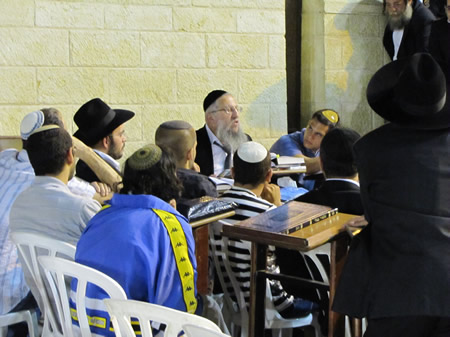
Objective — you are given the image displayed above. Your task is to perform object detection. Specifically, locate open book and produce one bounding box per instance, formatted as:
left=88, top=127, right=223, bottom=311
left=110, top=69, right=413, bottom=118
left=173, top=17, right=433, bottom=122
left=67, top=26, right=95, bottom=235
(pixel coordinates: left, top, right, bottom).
left=234, top=201, right=338, bottom=235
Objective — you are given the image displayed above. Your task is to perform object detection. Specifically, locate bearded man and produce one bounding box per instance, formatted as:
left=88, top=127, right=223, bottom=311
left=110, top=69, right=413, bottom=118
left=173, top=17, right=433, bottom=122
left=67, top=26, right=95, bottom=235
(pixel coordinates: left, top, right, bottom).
left=195, top=90, right=251, bottom=176
left=383, top=0, right=435, bottom=61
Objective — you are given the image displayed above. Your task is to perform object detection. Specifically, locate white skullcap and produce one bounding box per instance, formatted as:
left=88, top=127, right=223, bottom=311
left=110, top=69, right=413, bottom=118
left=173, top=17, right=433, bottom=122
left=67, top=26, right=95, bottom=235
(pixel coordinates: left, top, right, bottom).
left=237, top=141, right=268, bottom=163
left=20, top=110, right=44, bottom=140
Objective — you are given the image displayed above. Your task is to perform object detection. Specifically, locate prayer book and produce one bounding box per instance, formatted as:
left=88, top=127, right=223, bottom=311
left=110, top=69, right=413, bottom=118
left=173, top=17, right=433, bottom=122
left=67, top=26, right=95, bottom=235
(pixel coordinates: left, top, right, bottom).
left=234, top=201, right=338, bottom=235
left=275, top=156, right=305, bottom=167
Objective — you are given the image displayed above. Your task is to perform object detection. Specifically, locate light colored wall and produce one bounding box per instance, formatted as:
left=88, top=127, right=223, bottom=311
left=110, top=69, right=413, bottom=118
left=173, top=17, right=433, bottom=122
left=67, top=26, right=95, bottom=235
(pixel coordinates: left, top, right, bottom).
left=301, top=0, right=388, bottom=135
left=0, top=0, right=287, bottom=160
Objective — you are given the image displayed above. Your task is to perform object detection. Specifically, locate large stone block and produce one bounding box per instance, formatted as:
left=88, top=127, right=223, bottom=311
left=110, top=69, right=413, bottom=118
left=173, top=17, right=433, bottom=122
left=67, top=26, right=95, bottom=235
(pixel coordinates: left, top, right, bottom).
left=0, top=0, right=34, bottom=27
left=174, top=7, right=235, bottom=33
left=36, top=1, right=104, bottom=28
left=269, top=35, right=286, bottom=69
left=238, top=70, right=286, bottom=104
left=37, top=68, right=109, bottom=104
left=207, top=34, right=268, bottom=69
left=240, top=104, right=271, bottom=138
left=192, top=0, right=283, bottom=9
left=0, top=29, right=69, bottom=66
left=105, top=5, right=172, bottom=30
left=0, top=106, right=42, bottom=136
left=237, top=9, right=285, bottom=34
left=141, top=33, right=206, bottom=68
left=177, top=69, right=238, bottom=104
left=108, top=69, right=177, bottom=104
left=71, top=31, right=140, bottom=67
left=0, top=68, right=36, bottom=104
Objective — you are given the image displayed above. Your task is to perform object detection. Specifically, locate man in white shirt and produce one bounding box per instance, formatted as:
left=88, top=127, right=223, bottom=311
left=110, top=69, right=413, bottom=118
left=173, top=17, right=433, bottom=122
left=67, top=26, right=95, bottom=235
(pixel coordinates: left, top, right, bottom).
left=195, top=90, right=251, bottom=176
left=74, top=98, right=135, bottom=183
left=382, top=0, right=435, bottom=60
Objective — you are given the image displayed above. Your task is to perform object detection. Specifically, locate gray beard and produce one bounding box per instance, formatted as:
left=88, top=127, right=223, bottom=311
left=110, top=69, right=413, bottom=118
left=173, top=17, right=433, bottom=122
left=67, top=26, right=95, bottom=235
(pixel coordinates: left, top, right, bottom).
left=387, top=3, right=413, bottom=30
left=215, top=122, right=248, bottom=154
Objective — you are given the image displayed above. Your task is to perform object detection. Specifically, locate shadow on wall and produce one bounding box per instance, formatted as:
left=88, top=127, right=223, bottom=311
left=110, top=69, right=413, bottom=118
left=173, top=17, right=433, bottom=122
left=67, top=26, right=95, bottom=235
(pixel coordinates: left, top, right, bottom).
left=325, top=0, right=386, bottom=135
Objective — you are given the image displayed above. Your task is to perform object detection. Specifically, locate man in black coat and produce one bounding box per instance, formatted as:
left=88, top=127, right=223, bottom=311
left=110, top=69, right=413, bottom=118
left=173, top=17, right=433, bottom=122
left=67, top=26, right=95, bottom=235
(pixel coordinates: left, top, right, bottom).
left=429, top=0, right=449, bottom=81
left=383, top=0, right=435, bottom=60
left=295, top=127, right=363, bottom=215
left=333, top=53, right=450, bottom=336
left=196, top=90, right=251, bottom=177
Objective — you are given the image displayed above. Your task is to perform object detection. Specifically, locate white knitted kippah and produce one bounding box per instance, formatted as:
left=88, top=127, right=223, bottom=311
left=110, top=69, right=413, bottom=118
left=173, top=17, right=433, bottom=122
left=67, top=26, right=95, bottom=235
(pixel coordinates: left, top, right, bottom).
left=237, top=141, right=268, bottom=163
left=20, top=110, right=44, bottom=140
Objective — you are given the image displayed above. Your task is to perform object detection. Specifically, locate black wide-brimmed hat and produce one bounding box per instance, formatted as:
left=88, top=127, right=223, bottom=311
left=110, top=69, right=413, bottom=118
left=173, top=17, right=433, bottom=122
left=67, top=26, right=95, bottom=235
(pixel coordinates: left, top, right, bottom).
left=73, top=98, right=135, bottom=146
left=367, top=53, right=449, bottom=130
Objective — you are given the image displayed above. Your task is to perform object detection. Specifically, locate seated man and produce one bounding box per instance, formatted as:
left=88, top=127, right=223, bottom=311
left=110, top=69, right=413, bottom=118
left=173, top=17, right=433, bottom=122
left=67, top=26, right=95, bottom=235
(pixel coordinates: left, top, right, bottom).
left=155, top=120, right=217, bottom=199
left=295, top=127, right=363, bottom=215
left=270, top=109, right=340, bottom=190
left=73, top=145, right=200, bottom=336
left=196, top=90, right=251, bottom=176
left=10, top=125, right=101, bottom=245
left=220, top=141, right=317, bottom=319
left=74, top=98, right=135, bottom=183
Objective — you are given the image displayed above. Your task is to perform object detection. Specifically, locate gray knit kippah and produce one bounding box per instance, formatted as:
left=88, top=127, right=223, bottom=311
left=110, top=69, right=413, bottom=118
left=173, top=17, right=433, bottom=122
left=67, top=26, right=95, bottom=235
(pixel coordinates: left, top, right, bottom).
left=128, top=144, right=162, bottom=171
left=20, top=110, right=44, bottom=140
left=159, top=120, right=192, bottom=130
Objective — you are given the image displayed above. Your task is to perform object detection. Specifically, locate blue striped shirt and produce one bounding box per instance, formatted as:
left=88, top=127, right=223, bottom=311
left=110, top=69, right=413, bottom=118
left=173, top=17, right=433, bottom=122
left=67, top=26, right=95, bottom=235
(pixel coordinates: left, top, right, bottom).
left=0, top=149, right=34, bottom=314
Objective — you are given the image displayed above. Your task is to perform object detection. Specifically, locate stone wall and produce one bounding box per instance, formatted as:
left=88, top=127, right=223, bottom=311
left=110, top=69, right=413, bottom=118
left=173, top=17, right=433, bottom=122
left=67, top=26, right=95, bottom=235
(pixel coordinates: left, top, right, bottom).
left=0, top=0, right=287, bottom=159
left=301, top=0, right=388, bottom=135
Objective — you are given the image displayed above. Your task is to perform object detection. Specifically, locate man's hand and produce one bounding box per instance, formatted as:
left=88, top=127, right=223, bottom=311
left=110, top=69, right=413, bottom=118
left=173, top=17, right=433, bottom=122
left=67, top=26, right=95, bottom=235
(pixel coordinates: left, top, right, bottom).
left=91, top=182, right=111, bottom=197
left=344, top=215, right=368, bottom=237
left=261, top=182, right=282, bottom=206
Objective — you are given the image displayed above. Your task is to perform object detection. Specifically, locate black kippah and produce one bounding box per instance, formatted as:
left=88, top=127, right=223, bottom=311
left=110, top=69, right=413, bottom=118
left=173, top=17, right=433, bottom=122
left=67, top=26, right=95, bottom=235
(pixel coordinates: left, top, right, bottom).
left=203, top=90, right=228, bottom=112
left=159, top=120, right=192, bottom=130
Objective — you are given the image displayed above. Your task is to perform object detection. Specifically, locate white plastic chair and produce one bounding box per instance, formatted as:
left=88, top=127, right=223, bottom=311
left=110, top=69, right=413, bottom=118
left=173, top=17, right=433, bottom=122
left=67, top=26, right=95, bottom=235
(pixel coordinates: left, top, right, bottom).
left=209, top=221, right=320, bottom=337
left=104, top=298, right=223, bottom=337
left=10, top=232, right=76, bottom=337
left=38, top=256, right=127, bottom=337
left=0, top=309, right=38, bottom=337
left=183, top=323, right=231, bottom=337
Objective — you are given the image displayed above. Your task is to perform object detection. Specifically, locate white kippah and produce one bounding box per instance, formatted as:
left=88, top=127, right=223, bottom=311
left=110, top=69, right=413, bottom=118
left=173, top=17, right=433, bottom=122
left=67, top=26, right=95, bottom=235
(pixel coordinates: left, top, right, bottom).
left=20, top=110, right=44, bottom=140
left=237, top=141, right=268, bottom=163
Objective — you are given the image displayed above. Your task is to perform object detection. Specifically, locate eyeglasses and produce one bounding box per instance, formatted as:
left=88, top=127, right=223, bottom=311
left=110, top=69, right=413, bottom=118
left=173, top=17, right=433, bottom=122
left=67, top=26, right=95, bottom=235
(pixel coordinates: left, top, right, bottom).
left=210, top=105, right=243, bottom=115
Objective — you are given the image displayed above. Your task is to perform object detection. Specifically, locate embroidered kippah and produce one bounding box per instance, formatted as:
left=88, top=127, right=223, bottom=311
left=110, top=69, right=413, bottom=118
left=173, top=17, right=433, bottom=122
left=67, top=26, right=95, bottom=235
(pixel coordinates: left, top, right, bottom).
left=28, top=124, right=60, bottom=137
left=237, top=141, right=268, bottom=163
left=203, top=90, right=227, bottom=112
left=159, top=120, right=192, bottom=130
left=321, top=109, right=339, bottom=124
left=128, top=144, right=162, bottom=171
left=20, top=110, right=44, bottom=140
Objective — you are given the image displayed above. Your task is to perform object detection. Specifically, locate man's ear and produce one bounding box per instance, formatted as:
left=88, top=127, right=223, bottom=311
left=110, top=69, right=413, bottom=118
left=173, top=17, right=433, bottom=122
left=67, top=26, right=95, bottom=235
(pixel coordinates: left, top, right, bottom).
left=265, top=168, right=273, bottom=182
left=67, top=147, right=75, bottom=165
left=186, top=147, right=194, bottom=161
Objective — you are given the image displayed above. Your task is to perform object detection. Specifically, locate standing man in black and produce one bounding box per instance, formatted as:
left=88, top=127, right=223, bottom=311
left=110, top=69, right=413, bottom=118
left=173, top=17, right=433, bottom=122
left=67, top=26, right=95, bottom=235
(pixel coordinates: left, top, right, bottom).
left=333, top=53, right=450, bottom=336
left=74, top=98, right=135, bottom=183
left=383, top=0, right=435, bottom=60
left=430, top=0, right=449, bottom=81
left=195, top=90, right=251, bottom=176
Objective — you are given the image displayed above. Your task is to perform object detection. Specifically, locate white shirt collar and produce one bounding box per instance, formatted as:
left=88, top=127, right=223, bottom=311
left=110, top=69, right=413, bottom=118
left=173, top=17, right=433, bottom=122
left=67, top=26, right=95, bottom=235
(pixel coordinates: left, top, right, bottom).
left=93, top=149, right=121, bottom=172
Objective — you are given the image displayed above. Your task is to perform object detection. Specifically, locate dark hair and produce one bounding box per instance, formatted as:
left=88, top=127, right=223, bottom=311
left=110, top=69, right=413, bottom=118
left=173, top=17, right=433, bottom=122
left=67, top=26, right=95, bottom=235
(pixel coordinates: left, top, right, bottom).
left=311, top=109, right=340, bottom=130
left=27, top=128, right=72, bottom=176
left=233, top=151, right=271, bottom=187
left=320, top=127, right=361, bottom=178
left=120, top=148, right=183, bottom=202
left=22, top=108, right=64, bottom=150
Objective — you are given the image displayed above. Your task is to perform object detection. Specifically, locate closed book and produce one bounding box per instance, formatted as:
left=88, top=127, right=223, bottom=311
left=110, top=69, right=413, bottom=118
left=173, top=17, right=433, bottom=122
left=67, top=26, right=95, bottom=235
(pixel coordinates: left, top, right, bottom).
left=276, top=156, right=305, bottom=167
left=234, top=201, right=338, bottom=235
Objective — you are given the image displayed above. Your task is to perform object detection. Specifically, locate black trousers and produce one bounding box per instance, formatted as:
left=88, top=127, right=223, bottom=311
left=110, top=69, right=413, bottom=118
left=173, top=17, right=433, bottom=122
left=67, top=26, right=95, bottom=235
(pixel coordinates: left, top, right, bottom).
left=365, top=316, right=450, bottom=337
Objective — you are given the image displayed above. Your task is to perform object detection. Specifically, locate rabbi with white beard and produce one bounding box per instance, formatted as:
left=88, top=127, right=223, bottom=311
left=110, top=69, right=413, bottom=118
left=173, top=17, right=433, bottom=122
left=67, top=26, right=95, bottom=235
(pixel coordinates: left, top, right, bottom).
left=195, top=90, right=251, bottom=177
left=382, top=0, right=435, bottom=61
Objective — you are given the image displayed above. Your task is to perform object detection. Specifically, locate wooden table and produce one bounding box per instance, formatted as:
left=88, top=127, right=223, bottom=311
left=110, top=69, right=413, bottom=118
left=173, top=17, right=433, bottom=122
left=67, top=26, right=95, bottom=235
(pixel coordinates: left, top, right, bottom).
left=190, top=210, right=235, bottom=295
left=222, top=212, right=358, bottom=337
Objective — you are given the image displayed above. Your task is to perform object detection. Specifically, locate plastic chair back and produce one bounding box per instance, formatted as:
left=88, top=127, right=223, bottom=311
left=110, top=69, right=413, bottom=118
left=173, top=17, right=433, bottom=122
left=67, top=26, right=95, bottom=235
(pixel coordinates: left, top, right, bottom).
left=183, top=323, right=231, bottom=337
left=0, top=310, right=38, bottom=337
left=10, top=232, right=76, bottom=337
left=103, top=298, right=222, bottom=337
left=38, top=256, right=127, bottom=337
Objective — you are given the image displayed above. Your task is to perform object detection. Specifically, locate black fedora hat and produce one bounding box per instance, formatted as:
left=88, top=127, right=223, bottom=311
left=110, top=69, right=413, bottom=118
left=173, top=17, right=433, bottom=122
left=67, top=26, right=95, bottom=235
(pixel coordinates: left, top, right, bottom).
left=73, top=98, right=135, bottom=146
left=367, top=53, right=449, bottom=130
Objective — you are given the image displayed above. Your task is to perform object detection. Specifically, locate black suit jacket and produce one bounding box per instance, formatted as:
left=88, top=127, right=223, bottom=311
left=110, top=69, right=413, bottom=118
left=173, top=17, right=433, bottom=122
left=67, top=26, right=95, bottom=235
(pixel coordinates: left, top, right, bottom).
left=295, top=180, right=364, bottom=215
left=75, top=157, right=120, bottom=183
left=383, top=0, right=435, bottom=60
left=195, top=125, right=251, bottom=176
left=430, top=18, right=449, bottom=81
left=333, top=123, right=450, bottom=318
